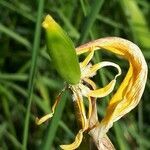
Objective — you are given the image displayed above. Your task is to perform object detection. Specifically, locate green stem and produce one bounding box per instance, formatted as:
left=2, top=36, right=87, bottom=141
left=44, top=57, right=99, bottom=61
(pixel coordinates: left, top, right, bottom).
left=22, top=0, right=44, bottom=149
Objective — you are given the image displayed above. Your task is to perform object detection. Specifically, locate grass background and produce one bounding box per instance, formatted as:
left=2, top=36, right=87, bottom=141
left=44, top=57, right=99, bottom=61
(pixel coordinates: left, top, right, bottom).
left=0, top=0, right=150, bottom=149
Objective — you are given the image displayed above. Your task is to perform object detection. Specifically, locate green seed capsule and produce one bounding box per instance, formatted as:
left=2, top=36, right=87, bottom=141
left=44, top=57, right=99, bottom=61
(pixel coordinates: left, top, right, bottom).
left=42, top=15, right=81, bottom=85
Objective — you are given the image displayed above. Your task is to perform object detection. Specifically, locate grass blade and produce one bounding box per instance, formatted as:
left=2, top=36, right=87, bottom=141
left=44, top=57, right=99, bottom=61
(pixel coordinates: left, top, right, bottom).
left=138, top=100, right=143, bottom=149
left=0, top=0, right=36, bottom=22
left=0, top=73, right=28, bottom=81
left=22, top=0, right=44, bottom=149
left=0, top=23, right=31, bottom=49
left=113, top=122, right=129, bottom=150
left=79, top=0, right=104, bottom=43
left=120, top=0, right=150, bottom=49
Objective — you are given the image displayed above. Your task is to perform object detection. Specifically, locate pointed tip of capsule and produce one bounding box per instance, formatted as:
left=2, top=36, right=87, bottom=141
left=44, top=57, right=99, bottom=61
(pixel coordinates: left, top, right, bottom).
left=42, top=15, right=56, bottom=29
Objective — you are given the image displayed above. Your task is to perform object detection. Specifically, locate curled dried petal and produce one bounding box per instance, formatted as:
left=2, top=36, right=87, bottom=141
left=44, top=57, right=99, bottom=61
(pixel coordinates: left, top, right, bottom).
left=87, top=61, right=121, bottom=98
left=76, top=37, right=148, bottom=136
left=60, top=130, right=83, bottom=150
left=35, top=113, right=53, bottom=125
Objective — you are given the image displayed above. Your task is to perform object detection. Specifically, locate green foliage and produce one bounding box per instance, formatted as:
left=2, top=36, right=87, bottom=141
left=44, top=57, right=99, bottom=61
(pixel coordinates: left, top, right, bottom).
left=0, top=0, right=150, bottom=149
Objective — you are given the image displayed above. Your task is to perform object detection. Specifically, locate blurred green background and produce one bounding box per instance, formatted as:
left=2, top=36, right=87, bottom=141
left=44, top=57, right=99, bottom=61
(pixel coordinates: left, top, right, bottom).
left=0, top=0, right=150, bottom=149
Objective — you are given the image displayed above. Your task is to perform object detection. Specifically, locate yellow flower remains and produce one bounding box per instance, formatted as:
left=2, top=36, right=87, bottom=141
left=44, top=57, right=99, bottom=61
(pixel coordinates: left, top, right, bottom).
left=36, top=37, right=147, bottom=149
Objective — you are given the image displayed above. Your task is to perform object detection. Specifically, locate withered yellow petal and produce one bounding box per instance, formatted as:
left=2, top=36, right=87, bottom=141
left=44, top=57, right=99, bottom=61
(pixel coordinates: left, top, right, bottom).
left=72, top=89, right=88, bottom=129
left=88, top=61, right=121, bottom=77
left=87, top=96, right=93, bottom=120
left=76, top=37, right=148, bottom=136
left=80, top=50, right=94, bottom=68
left=36, top=92, right=63, bottom=125
left=83, top=78, right=97, bottom=90
left=87, top=61, right=121, bottom=98
left=88, top=79, right=116, bottom=98
left=36, top=113, right=53, bottom=125
left=60, top=129, right=83, bottom=150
